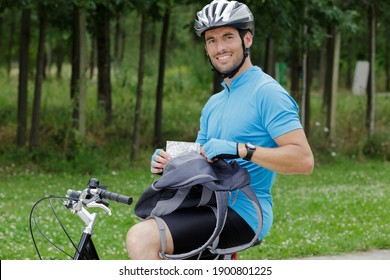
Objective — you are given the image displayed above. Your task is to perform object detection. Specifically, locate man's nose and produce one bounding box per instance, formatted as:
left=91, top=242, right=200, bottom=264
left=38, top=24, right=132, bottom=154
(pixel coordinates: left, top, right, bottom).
left=215, top=41, right=227, bottom=53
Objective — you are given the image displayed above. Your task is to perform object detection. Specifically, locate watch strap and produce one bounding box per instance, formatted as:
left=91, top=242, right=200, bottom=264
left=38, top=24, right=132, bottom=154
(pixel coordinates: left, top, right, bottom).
left=243, top=143, right=255, bottom=161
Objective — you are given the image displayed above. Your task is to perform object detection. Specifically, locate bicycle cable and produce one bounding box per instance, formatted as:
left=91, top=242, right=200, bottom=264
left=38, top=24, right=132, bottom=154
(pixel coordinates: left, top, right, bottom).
left=29, top=195, right=79, bottom=260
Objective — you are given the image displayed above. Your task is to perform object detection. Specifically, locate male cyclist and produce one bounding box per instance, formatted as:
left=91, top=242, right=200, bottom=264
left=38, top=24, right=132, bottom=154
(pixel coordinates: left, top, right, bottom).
left=126, top=0, right=314, bottom=259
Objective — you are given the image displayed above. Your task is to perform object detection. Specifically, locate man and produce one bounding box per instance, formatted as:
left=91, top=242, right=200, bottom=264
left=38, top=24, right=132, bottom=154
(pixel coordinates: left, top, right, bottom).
left=126, top=0, right=314, bottom=260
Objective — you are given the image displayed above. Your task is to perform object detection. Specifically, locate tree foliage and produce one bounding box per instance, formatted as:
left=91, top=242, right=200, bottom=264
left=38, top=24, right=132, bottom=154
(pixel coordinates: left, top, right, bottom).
left=1, top=0, right=390, bottom=162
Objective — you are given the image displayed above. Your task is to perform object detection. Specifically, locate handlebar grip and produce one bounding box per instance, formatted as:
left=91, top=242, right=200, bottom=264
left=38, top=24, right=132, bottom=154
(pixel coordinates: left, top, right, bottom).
left=67, top=190, right=82, bottom=200
left=100, top=189, right=133, bottom=205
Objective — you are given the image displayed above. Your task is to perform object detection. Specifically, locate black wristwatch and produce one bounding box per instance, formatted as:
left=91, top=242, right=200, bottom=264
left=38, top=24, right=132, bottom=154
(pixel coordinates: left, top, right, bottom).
left=244, top=142, right=256, bottom=161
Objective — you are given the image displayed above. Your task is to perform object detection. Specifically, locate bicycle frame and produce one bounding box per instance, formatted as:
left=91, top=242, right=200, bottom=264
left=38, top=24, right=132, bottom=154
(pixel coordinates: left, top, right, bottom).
left=74, top=232, right=99, bottom=260
left=71, top=205, right=102, bottom=260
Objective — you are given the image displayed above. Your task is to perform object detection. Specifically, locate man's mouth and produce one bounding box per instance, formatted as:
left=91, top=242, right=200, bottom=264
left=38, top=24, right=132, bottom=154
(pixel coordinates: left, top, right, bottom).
left=216, top=54, right=232, bottom=62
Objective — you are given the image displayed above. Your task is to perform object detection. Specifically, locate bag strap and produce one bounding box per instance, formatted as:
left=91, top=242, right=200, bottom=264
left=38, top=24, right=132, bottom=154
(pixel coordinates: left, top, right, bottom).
left=146, top=216, right=168, bottom=259
left=157, top=191, right=229, bottom=260
left=212, top=185, right=263, bottom=255
left=151, top=186, right=262, bottom=259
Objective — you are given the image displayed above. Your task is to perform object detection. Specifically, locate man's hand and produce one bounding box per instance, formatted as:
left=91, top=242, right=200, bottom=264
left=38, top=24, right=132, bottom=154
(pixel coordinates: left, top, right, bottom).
left=151, top=149, right=172, bottom=174
left=201, top=138, right=239, bottom=161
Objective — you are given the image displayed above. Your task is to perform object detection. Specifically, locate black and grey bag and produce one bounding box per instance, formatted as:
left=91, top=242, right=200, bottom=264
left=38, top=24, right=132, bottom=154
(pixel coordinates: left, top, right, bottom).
left=134, top=151, right=263, bottom=260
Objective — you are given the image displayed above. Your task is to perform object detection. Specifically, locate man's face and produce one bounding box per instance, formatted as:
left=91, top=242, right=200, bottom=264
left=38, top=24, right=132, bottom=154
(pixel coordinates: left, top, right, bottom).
left=204, top=26, right=250, bottom=75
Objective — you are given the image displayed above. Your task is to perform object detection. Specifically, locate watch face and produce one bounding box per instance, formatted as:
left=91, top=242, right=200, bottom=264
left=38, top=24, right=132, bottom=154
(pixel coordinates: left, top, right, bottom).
left=247, top=143, right=255, bottom=149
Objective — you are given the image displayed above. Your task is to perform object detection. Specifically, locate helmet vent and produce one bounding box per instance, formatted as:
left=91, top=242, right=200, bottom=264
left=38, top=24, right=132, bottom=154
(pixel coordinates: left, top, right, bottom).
left=220, top=3, right=228, bottom=15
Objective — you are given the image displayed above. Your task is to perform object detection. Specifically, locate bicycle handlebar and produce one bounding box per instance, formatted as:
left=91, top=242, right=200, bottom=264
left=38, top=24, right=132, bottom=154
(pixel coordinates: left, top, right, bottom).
left=66, top=178, right=133, bottom=206
left=99, top=189, right=133, bottom=205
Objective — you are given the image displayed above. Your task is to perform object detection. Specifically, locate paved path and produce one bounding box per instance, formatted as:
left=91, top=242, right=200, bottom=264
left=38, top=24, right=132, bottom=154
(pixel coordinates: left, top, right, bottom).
left=298, top=249, right=390, bottom=260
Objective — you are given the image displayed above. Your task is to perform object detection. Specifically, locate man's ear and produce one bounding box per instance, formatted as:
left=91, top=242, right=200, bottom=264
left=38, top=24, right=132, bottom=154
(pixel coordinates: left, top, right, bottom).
left=244, top=32, right=253, bottom=49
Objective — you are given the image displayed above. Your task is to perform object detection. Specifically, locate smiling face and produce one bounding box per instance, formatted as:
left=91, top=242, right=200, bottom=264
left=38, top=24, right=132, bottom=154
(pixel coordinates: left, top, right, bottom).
left=204, top=26, right=253, bottom=79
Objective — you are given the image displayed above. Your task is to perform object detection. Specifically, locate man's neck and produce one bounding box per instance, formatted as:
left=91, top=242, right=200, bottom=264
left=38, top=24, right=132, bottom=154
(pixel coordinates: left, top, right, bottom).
left=224, top=59, right=253, bottom=88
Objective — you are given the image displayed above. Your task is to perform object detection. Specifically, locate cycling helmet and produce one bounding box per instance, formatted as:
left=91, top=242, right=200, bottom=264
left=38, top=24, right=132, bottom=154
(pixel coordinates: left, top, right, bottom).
left=194, top=0, right=254, bottom=79
left=194, top=0, right=254, bottom=37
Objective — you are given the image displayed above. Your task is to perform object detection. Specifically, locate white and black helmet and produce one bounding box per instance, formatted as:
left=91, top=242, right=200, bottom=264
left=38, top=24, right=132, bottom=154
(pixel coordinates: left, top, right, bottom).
left=194, top=0, right=254, bottom=37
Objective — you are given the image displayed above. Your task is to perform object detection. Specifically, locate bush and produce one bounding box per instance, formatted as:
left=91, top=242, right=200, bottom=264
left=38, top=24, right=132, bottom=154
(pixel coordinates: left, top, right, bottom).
left=363, top=131, right=390, bottom=160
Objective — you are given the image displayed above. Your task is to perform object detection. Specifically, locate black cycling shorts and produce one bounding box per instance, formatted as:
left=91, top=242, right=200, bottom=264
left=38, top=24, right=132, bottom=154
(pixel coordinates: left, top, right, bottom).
left=160, top=206, right=255, bottom=255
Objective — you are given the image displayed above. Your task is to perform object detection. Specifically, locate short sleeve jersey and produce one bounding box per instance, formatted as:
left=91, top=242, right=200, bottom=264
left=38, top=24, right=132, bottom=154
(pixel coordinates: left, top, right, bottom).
left=196, top=66, right=302, bottom=239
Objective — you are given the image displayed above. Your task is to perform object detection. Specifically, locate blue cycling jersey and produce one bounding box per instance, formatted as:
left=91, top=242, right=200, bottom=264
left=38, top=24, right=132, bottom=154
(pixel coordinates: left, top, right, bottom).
left=196, top=66, right=302, bottom=239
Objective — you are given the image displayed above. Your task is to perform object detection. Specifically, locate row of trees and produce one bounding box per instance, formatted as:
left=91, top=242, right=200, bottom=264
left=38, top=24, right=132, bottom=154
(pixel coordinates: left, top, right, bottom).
left=1, top=0, right=390, bottom=160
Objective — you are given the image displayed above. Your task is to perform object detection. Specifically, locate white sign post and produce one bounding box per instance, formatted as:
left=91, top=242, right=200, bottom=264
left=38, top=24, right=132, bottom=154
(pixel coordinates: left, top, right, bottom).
left=352, top=61, right=369, bottom=95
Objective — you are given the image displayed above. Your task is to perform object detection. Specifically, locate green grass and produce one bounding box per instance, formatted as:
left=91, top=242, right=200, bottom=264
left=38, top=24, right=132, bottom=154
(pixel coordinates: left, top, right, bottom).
left=1, top=157, right=389, bottom=260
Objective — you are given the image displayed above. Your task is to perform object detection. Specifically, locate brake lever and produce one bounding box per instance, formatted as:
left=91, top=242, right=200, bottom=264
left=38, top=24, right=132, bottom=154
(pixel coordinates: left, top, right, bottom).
left=85, top=201, right=112, bottom=216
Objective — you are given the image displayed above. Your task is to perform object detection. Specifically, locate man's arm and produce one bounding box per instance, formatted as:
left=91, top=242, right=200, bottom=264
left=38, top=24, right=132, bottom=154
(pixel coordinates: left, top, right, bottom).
left=238, top=129, right=314, bottom=175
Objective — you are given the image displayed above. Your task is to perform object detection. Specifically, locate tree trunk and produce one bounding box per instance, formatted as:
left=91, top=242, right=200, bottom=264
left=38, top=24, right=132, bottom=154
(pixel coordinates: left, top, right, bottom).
left=303, top=49, right=314, bottom=138
left=131, top=12, right=147, bottom=161
left=114, top=11, right=121, bottom=67
left=318, top=46, right=326, bottom=94
left=96, top=4, right=112, bottom=125
left=323, top=26, right=333, bottom=110
left=324, top=25, right=341, bottom=141
left=301, top=49, right=307, bottom=130
left=78, top=8, right=87, bottom=137
left=70, top=6, right=81, bottom=123
left=89, top=35, right=96, bottom=79
left=55, top=41, right=64, bottom=79
left=301, top=16, right=311, bottom=137
left=120, top=29, right=126, bottom=64
left=7, top=14, right=16, bottom=78
left=29, top=5, right=47, bottom=151
left=290, top=47, right=300, bottom=104
left=345, top=37, right=353, bottom=90
left=45, top=40, right=51, bottom=78
left=70, top=6, right=87, bottom=137
left=153, top=8, right=170, bottom=147
left=0, top=15, right=3, bottom=65
left=17, top=9, right=31, bottom=147
left=366, top=6, right=376, bottom=137
left=386, top=38, right=390, bottom=92
left=264, top=36, right=275, bottom=77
